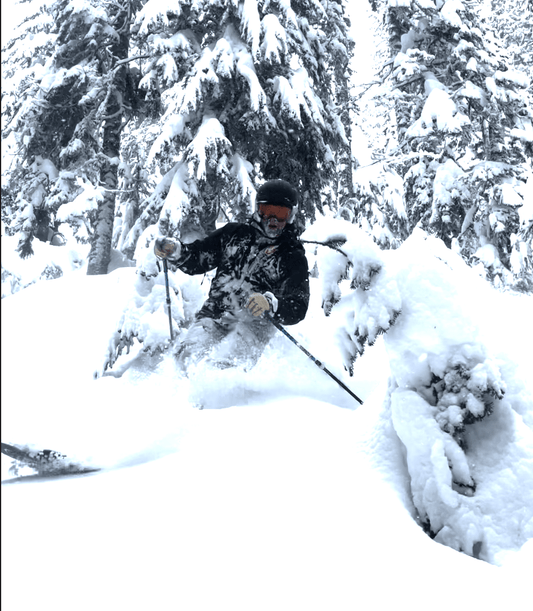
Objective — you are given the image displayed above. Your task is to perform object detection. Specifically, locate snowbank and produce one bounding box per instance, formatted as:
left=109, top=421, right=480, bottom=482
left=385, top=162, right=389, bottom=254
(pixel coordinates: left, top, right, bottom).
left=2, top=226, right=532, bottom=611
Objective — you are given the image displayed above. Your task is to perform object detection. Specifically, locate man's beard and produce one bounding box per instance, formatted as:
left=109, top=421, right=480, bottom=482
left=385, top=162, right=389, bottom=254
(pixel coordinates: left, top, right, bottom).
left=261, top=219, right=284, bottom=238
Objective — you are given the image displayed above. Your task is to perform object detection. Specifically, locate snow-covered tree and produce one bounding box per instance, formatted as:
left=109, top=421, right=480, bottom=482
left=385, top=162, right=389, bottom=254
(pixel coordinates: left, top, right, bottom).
left=84, top=0, right=135, bottom=275
left=319, top=0, right=356, bottom=210
left=364, top=0, right=533, bottom=292
left=1, top=0, right=141, bottom=275
left=340, top=2, right=413, bottom=249
left=2, top=0, right=65, bottom=255
left=347, top=162, right=410, bottom=248
left=120, top=0, right=354, bottom=252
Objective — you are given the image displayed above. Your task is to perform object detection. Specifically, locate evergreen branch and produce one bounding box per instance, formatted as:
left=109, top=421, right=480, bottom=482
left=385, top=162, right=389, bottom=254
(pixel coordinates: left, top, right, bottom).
left=393, top=73, right=424, bottom=90
left=301, top=239, right=349, bottom=257
left=97, top=186, right=137, bottom=193
left=411, top=0, right=436, bottom=16
left=114, top=55, right=152, bottom=68
left=353, top=80, right=382, bottom=100
left=377, top=59, right=394, bottom=75
left=354, top=150, right=440, bottom=170
left=391, top=59, right=449, bottom=90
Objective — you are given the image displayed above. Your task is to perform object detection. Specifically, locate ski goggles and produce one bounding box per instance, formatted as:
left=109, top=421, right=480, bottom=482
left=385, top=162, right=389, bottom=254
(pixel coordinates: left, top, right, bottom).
left=258, top=204, right=291, bottom=224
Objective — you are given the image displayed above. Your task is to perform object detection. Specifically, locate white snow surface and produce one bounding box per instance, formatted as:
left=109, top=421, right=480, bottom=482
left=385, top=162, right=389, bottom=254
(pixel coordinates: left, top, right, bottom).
left=2, top=227, right=533, bottom=610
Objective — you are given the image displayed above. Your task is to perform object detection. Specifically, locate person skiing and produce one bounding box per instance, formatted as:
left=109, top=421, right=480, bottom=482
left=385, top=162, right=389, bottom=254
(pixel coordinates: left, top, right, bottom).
left=154, top=179, right=310, bottom=371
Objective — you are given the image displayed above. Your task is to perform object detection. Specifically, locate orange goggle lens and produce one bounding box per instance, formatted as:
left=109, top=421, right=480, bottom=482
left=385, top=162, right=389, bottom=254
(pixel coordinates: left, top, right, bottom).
left=258, top=204, right=291, bottom=223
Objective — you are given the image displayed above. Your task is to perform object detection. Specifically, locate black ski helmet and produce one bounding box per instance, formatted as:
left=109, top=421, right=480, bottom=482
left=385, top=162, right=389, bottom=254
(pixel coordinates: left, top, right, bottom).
left=255, top=179, right=298, bottom=223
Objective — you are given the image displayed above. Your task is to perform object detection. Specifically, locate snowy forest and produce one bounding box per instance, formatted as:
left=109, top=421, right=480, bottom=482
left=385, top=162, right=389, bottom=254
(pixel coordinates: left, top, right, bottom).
left=1, top=0, right=532, bottom=290
left=2, top=1, right=533, bottom=607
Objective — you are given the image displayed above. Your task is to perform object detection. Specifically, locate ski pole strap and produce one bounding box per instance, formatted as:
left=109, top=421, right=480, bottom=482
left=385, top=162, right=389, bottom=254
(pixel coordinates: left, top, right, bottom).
left=267, top=315, right=363, bottom=405
left=163, top=259, right=174, bottom=342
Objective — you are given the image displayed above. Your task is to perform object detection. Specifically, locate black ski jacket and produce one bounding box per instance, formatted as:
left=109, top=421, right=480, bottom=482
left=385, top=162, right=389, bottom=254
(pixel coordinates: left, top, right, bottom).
left=168, top=219, right=309, bottom=325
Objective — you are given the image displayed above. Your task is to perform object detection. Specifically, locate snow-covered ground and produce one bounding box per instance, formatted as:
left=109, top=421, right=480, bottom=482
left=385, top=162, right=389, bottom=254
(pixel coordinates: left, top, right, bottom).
left=2, top=230, right=532, bottom=610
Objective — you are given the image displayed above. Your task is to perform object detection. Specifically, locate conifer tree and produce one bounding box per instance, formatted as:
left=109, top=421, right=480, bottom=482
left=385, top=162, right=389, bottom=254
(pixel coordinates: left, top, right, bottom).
left=86, top=0, right=134, bottom=275
left=2, top=0, right=65, bottom=256
left=323, top=0, right=356, bottom=209
left=368, top=0, right=533, bottom=291
left=1, top=0, right=140, bottom=275
left=120, top=0, right=354, bottom=253
left=340, top=2, right=411, bottom=249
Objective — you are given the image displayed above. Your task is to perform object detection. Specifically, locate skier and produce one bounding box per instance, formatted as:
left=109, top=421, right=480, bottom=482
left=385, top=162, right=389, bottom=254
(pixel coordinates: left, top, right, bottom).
left=154, top=179, right=310, bottom=371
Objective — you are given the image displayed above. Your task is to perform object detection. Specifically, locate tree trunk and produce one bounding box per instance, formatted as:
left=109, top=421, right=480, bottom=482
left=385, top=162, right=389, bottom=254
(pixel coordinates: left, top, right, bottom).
left=87, top=13, right=129, bottom=276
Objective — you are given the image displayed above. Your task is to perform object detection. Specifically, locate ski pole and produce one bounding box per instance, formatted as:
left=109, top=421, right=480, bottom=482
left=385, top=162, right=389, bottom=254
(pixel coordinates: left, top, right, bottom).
left=162, top=258, right=174, bottom=341
left=267, top=315, right=363, bottom=405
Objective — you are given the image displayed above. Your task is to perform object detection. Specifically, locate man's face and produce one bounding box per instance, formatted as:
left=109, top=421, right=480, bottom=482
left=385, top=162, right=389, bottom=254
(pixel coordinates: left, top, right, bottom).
left=258, top=204, right=290, bottom=238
